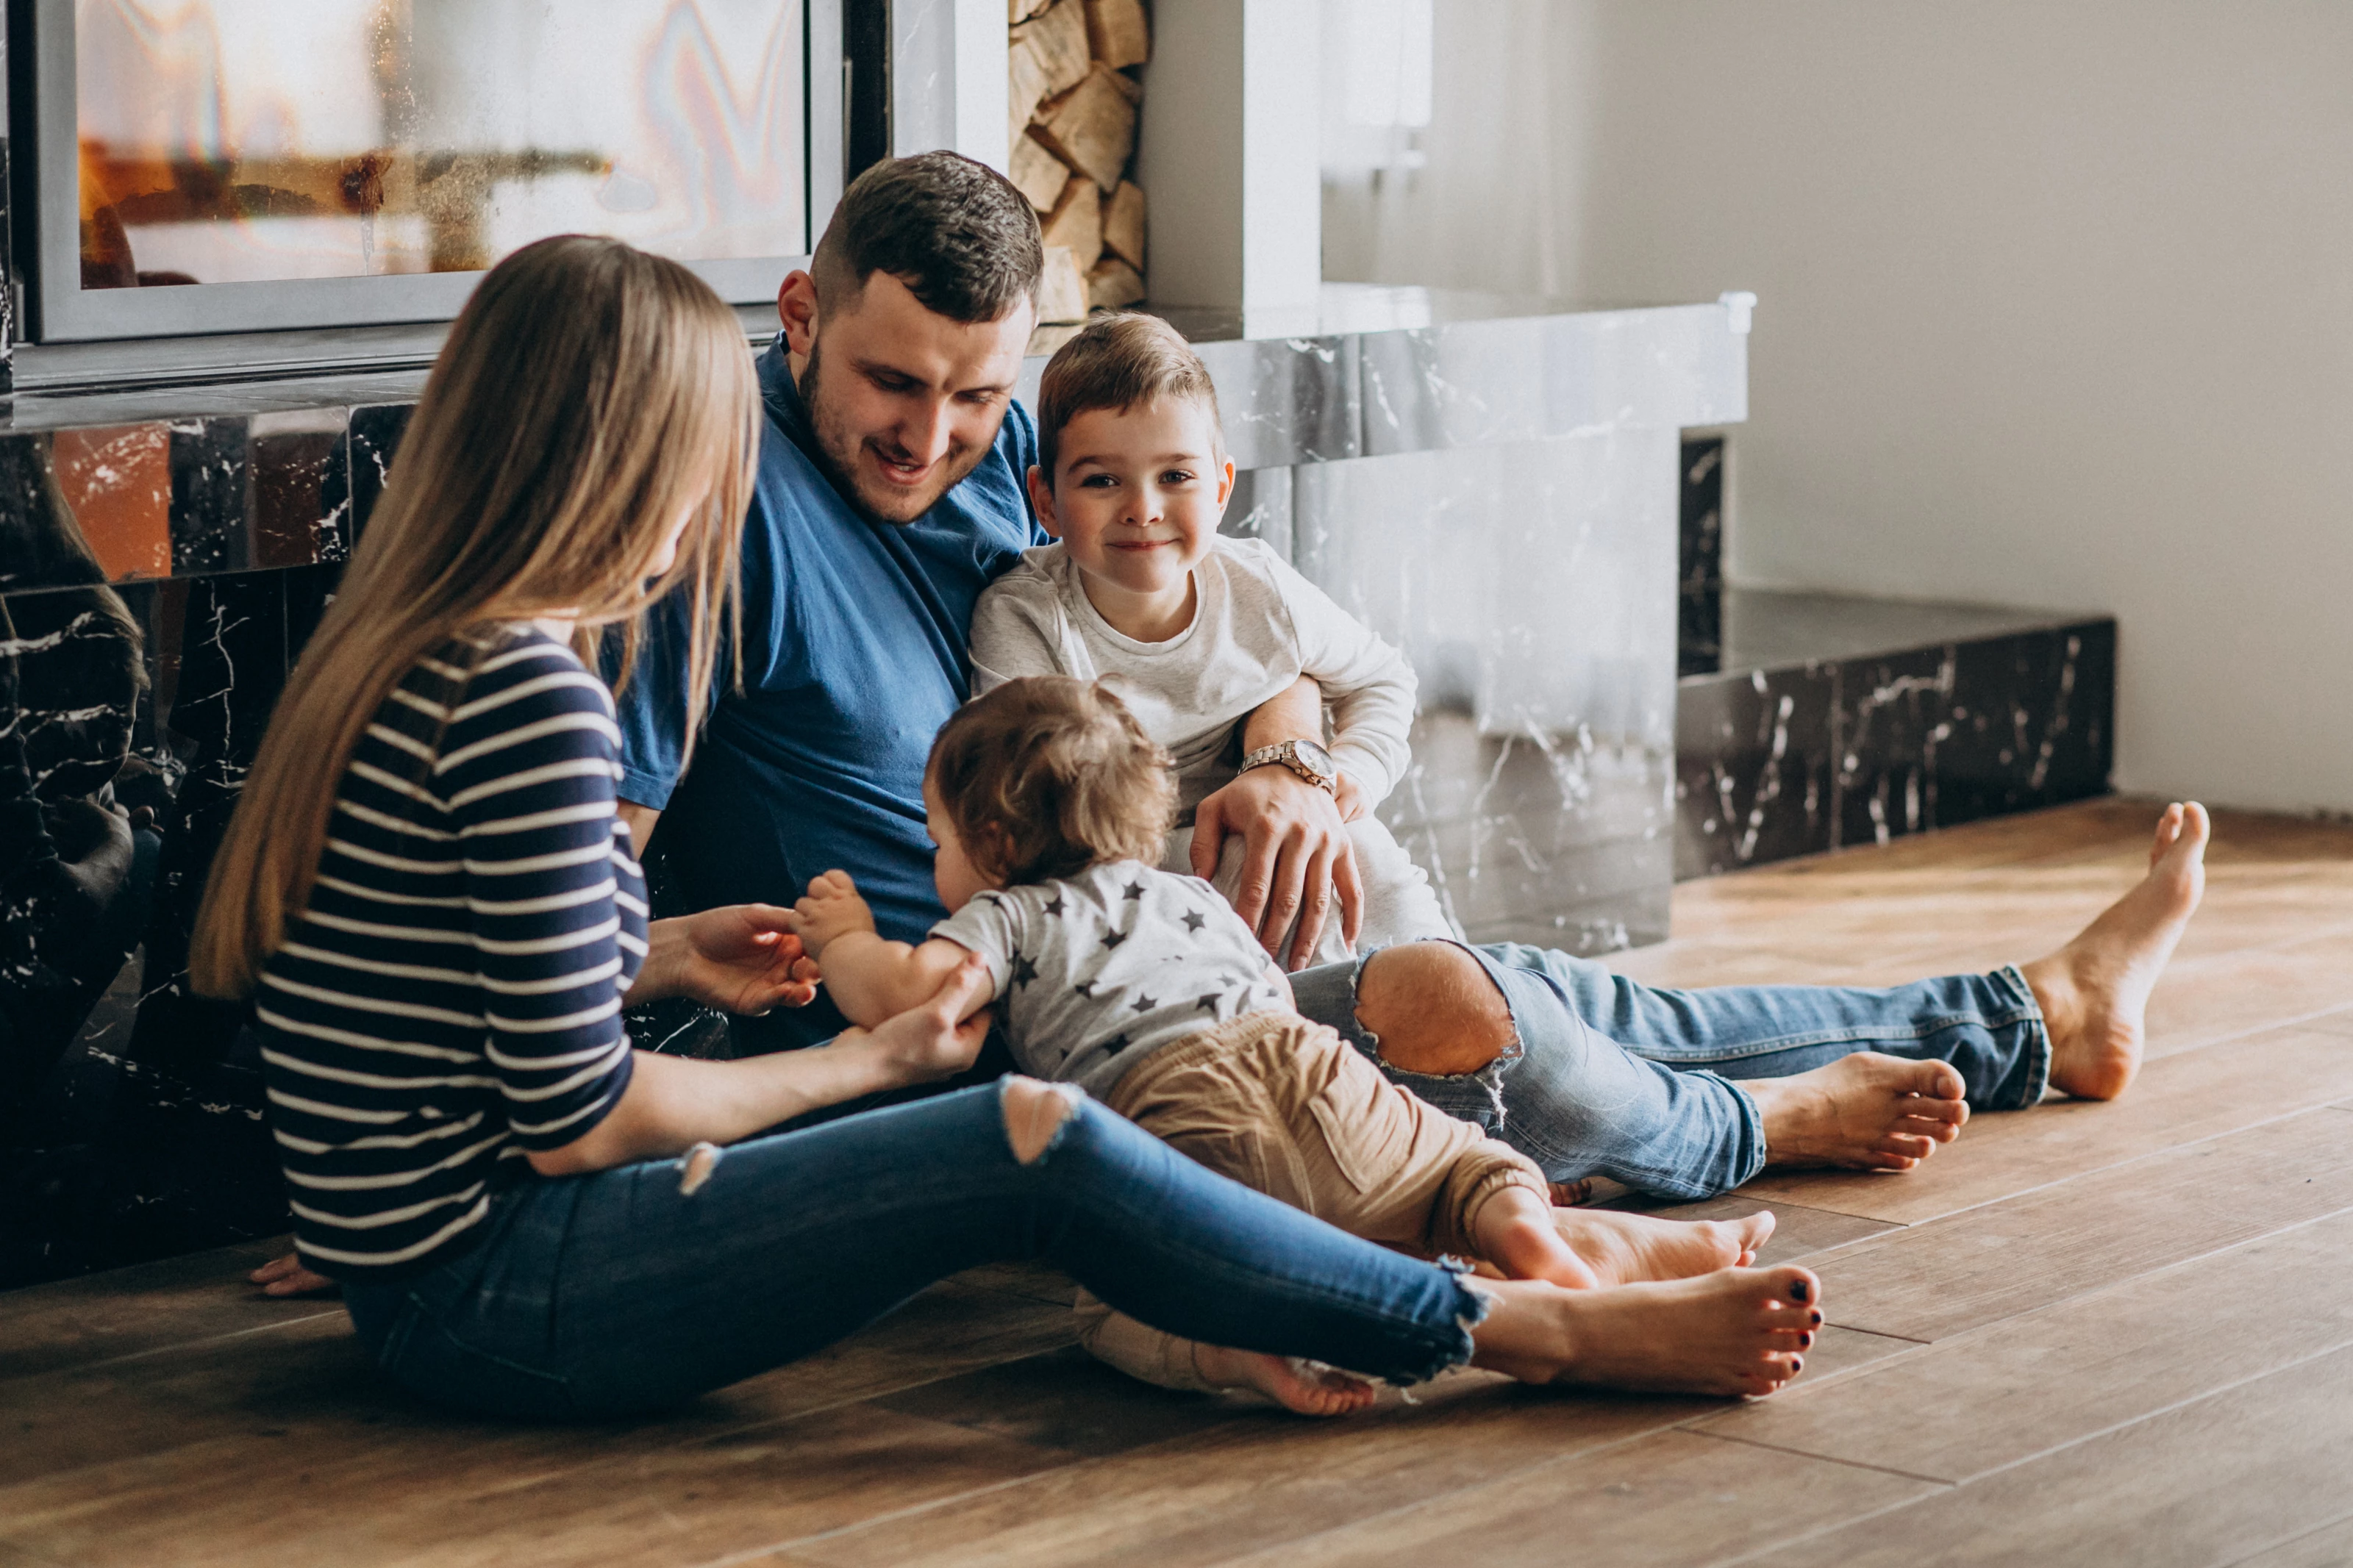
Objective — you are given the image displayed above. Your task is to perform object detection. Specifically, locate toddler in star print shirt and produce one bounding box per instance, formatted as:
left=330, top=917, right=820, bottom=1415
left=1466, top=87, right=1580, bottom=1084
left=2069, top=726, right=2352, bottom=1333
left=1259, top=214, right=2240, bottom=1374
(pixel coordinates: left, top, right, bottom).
left=792, top=677, right=1599, bottom=1384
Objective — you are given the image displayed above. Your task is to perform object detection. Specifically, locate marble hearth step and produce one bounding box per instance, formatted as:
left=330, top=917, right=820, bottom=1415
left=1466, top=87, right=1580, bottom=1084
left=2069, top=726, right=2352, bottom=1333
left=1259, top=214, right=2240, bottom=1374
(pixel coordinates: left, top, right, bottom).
left=1675, top=587, right=2115, bottom=879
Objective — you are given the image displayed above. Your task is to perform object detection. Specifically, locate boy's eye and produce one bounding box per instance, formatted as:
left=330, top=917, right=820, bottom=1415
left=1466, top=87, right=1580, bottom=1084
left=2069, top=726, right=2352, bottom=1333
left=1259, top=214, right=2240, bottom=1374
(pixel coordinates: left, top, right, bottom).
left=1079, top=473, right=1118, bottom=488
left=1160, top=469, right=1194, bottom=486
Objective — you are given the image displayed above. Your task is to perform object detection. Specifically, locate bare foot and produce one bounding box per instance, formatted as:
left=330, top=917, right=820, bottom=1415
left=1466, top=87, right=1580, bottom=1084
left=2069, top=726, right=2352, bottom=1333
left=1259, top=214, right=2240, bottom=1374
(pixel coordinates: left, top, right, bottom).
left=1189, top=1345, right=1380, bottom=1416
left=1552, top=1207, right=1775, bottom=1285
left=1747, top=1054, right=1971, bottom=1170
left=1476, top=1186, right=1602, bottom=1289
left=2023, top=801, right=2210, bottom=1100
left=1469, top=1266, right=1821, bottom=1397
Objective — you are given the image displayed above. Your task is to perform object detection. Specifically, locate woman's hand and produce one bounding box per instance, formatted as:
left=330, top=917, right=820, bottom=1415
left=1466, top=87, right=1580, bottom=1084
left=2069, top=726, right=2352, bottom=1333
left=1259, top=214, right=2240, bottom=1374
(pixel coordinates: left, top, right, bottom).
left=790, top=870, right=879, bottom=961
left=843, top=952, right=996, bottom=1084
left=250, top=1253, right=338, bottom=1298
left=634, top=906, right=822, bottom=1014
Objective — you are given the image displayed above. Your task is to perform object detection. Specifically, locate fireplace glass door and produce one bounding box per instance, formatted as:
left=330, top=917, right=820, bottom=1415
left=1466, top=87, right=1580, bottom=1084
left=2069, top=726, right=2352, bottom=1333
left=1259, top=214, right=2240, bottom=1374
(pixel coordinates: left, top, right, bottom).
left=36, top=0, right=826, bottom=341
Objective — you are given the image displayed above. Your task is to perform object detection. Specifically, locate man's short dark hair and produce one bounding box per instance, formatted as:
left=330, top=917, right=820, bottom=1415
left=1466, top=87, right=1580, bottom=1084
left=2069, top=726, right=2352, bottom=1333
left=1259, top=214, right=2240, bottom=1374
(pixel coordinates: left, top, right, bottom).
left=812, top=151, right=1043, bottom=323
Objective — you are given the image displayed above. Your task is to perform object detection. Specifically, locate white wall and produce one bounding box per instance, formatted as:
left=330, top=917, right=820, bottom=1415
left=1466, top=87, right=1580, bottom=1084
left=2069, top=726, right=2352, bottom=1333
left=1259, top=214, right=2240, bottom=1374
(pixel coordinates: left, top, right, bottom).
left=1344, top=1, right=2353, bottom=812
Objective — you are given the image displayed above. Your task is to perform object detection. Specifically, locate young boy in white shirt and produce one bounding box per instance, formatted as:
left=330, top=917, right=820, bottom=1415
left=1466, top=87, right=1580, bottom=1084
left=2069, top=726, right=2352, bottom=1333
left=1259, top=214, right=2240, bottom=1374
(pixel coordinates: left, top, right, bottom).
left=968, top=312, right=1454, bottom=970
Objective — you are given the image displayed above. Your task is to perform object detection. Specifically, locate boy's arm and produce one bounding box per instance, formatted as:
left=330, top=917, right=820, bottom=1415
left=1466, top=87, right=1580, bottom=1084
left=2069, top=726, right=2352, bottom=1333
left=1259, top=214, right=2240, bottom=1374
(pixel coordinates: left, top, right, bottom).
left=1266, top=554, right=1417, bottom=808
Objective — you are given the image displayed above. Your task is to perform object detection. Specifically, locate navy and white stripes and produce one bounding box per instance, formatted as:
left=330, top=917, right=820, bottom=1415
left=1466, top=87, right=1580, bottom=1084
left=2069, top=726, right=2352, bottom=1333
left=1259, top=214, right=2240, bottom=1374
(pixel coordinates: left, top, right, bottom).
left=254, top=629, right=643, bottom=1277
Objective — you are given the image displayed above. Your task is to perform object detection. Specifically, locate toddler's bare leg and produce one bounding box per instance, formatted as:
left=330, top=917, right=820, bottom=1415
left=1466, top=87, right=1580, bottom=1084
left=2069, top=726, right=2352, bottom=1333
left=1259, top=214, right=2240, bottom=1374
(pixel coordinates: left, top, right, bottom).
left=1471, top=1184, right=1599, bottom=1289
left=1073, top=1293, right=1375, bottom=1416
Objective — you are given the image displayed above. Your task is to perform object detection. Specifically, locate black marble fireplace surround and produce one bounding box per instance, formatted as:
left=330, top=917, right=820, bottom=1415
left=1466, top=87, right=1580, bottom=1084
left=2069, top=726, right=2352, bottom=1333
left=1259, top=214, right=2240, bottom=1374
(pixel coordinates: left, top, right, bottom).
left=0, top=392, right=397, bottom=1288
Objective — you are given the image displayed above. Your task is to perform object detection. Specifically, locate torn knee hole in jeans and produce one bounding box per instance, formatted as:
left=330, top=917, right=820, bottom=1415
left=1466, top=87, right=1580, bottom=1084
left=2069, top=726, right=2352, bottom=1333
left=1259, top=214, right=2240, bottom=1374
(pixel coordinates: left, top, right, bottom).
left=1003, top=1078, right=1084, bottom=1164
left=676, top=1142, right=723, bottom=1196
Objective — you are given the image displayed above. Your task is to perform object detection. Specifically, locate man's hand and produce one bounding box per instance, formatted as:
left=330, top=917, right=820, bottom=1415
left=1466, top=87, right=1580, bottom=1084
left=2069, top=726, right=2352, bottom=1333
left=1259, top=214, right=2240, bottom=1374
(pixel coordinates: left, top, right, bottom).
left=843, top=952, right=995, bottom=1083
left=790, top=870, right=879, bottom=960
left=251, top=1253, right=338, bottom=1298
left=663, top=906, right=822, bottom=1015
left=1191, top=765, right=1364, bottom=970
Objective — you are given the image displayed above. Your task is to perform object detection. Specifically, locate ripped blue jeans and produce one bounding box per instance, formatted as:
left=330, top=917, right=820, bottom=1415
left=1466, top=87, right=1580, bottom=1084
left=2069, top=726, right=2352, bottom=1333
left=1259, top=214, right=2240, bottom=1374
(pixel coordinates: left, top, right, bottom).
left=1290, top=943, right=2049, bottom=1202
left=338, top=1082, right=1486, bottom=1419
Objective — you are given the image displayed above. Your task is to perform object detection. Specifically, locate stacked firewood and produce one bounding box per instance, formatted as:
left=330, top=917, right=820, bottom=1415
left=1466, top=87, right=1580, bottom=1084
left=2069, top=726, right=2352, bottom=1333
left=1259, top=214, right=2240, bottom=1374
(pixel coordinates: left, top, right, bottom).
left=1010, top=0, right=1148, bottom=337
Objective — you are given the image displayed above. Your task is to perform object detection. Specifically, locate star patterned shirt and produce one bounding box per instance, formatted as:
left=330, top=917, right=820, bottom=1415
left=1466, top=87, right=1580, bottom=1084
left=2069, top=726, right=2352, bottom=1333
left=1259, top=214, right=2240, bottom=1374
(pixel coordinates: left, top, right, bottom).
left=927, top=859, right=1288, bottom=1097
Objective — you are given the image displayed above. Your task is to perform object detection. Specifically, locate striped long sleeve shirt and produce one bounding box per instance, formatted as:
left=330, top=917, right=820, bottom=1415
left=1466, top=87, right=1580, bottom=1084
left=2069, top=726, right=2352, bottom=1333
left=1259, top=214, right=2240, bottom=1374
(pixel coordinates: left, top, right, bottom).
left=254, top=629, right=644, bottom=1278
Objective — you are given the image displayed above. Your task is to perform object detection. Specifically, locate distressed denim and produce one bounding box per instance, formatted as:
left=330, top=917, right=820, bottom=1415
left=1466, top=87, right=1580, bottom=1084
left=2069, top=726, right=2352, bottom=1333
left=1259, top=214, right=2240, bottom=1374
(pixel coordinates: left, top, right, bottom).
left=1290, top=942, right=2049, bottom=1202
left=340, top=1081, right=1486, bottom=1419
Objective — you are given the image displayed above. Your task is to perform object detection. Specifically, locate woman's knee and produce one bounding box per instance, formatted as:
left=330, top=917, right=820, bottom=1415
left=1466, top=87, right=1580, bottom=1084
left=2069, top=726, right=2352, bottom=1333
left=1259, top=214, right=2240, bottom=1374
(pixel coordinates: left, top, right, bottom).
left=1001, top=1075, right=1084, bottom=1164
left=1357, top=943, right=1517, bottom=1078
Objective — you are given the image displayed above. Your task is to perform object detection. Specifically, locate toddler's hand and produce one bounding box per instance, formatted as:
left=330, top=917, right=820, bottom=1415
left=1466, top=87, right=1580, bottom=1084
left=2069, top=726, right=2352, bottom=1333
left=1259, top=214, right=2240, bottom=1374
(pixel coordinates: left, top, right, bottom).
left=793, top=870, right=878, bottom=959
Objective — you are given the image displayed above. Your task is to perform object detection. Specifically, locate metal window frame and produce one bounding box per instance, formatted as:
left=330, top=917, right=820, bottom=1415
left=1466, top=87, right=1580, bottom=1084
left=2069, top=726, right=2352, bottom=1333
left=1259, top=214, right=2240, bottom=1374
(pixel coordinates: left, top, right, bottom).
left=7, top=0, right=854, bottom=388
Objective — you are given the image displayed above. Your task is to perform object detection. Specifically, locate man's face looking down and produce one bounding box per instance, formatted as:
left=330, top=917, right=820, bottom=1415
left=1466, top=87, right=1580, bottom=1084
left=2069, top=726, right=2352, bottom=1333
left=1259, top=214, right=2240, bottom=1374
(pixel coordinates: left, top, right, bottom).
left=777, top=268, right=1037, bottom=525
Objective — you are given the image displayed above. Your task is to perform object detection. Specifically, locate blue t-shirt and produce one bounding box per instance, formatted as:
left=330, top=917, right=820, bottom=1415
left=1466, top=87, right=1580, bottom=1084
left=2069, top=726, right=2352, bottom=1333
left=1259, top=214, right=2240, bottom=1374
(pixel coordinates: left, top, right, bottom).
left=615, top=340, right=1043, bottom=1050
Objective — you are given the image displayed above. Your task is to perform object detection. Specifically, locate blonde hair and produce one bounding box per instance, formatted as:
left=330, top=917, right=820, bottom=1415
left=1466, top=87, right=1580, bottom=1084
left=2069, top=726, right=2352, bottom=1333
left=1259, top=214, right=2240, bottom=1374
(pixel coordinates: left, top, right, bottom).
left=1034, top=312, right=1224, bottom=479
left=190, top=235, right=757, bottom=997
left=927, top=676, right=1176, bottom=886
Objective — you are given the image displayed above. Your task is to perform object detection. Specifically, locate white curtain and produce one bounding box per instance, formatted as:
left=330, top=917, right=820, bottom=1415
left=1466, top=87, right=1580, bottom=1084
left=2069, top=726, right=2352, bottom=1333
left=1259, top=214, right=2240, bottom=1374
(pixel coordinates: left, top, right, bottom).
left=1320, top=0, right=1574, bottom=296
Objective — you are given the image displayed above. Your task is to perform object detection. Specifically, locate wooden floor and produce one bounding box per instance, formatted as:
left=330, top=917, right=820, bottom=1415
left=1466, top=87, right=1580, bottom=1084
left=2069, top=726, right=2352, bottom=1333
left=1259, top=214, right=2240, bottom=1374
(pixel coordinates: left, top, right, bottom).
left=10, top=798, right=2353, bottom=1567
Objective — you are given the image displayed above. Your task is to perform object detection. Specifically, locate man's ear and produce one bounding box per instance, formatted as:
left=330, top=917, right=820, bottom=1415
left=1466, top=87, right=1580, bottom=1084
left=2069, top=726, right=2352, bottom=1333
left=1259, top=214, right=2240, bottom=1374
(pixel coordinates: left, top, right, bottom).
left=777, top=271, right=821, bottom=359
left=1026, top=464, right=1065, bottom=540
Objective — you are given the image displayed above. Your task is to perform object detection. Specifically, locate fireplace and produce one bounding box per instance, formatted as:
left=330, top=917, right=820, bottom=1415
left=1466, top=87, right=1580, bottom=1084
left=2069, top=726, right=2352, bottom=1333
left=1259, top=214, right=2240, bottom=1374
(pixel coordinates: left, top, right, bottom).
left=6, top=0, right=861, bottom=385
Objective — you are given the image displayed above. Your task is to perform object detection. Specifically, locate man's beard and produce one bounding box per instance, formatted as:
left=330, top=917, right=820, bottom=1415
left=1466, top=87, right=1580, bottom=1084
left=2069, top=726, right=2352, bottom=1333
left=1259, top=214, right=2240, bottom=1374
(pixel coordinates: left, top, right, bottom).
left=799, top=340, right=993, bottom=526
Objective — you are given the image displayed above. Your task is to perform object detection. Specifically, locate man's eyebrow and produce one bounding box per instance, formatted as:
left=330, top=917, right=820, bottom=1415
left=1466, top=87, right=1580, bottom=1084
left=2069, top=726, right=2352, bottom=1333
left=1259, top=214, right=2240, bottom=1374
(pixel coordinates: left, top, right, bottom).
left=844, top=351, right=1020, bottom=396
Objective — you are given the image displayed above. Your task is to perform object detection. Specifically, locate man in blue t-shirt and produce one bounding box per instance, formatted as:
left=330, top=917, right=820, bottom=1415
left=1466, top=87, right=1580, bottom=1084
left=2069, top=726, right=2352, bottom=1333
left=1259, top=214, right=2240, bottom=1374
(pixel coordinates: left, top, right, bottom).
left=612, top=154, right=1355, bottom=1053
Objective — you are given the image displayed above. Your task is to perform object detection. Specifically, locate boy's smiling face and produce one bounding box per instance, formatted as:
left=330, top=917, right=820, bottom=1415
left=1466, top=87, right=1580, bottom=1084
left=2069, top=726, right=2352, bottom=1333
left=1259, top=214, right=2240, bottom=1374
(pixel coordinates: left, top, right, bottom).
left=1028, top=398, right=1235, bottom=626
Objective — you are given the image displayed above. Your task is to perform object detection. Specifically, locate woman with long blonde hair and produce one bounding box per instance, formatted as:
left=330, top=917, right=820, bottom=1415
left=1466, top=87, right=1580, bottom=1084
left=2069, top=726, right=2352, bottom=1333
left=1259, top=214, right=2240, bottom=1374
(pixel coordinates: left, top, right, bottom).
left=192, top=235, right=1811, bottom=1419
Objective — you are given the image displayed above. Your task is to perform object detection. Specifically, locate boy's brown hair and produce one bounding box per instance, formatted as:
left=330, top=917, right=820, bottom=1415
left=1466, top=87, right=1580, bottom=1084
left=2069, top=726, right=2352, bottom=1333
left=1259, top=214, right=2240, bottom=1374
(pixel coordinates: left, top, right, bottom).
left=928, top=676, right=1176, bottom=886
left=1035, top=312, right=1224, bottom=479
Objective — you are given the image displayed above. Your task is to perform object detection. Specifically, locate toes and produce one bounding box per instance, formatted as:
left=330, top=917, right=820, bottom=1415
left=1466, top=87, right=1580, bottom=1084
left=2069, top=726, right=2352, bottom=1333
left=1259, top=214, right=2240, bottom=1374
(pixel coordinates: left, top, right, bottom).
left=1879, top=1134, right=1937, bottom=1161
left=1762, top=1265, right=1821, bottom=1309
left=1736, top=1211, right=1777, bottom=1251
left=1907, top=1060, right=1968, bottom=1103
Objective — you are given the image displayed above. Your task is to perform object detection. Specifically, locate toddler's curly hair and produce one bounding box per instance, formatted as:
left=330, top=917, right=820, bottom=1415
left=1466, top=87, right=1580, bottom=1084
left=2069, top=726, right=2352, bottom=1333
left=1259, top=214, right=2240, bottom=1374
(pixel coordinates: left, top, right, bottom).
left=927, top=676, right=1175, bottom=886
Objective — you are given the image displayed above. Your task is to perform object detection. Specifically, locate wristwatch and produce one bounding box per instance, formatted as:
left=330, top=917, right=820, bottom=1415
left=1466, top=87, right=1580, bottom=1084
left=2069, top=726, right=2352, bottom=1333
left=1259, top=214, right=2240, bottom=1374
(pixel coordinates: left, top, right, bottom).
left=1240, top=737, right=1338, bottom=793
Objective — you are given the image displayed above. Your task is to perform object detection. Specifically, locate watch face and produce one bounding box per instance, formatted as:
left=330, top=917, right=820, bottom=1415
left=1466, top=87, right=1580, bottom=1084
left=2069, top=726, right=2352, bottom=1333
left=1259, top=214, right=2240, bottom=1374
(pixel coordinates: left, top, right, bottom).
left=1293, top=738, right=1337, bottom=779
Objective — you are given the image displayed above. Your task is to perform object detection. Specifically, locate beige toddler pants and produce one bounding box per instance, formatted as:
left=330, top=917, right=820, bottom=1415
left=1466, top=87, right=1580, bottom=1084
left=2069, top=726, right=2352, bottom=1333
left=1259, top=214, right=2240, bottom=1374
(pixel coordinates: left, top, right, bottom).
left=1076, top=1009, right=1546, bottom=1392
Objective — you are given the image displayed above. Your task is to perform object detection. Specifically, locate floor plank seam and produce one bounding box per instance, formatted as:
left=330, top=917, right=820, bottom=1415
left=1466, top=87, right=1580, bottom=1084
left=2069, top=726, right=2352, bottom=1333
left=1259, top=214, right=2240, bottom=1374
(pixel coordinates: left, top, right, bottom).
left=1682, top=1426, right=1954, bottom=1487
left=1707, top=1325, right=2353, bottom=1568
left=43, top=1308, right=350, bottom=1379
left=1965, top=1324, right=2353, bottom=1473
left=1154, top=1417, right=1754, bottom=1568
left=1820, top=1193, right=2353, bottom=1346
left=2216, top=1507, right=2353, bottom=1568
left=681, top=1462, right=1092, bottom=1568
left=1777, top=1098, right=2353, bottom=1239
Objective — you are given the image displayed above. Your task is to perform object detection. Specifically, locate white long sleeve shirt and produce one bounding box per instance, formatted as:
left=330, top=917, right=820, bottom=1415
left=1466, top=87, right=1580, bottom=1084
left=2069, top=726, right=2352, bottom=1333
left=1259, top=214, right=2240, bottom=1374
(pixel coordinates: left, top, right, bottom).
left=968, top=537, right=1418, bottom=822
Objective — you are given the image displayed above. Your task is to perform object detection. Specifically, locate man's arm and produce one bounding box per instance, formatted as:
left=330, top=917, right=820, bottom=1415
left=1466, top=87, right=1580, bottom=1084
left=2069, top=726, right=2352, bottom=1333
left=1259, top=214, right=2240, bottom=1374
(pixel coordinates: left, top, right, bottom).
left=1190, top=676, right=1364, bottom=969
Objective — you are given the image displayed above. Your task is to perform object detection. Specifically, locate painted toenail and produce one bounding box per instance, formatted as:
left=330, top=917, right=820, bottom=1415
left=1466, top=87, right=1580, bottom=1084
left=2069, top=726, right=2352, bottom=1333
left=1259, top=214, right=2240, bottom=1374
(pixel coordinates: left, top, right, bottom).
left=1790, top=1280, right=1810, bottom=1303
left=1791, top=1358, right=1804, bottom=1372
left=1810, top=1311, right=1822, bottom=1326
left=1800, top=1332, right=1814, bottom=1348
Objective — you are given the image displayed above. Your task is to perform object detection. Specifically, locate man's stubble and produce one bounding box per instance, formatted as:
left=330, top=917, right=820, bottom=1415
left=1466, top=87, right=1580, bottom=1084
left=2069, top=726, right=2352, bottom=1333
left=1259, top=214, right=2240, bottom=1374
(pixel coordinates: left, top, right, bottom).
left=798, top=340, right=996, bottom=527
